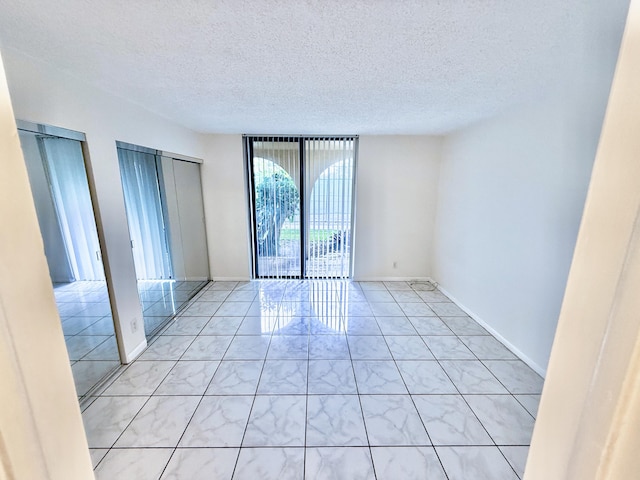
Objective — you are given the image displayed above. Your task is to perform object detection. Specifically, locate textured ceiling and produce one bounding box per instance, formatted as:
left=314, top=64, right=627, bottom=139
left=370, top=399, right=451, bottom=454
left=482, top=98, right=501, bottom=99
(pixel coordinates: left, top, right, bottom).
left=0, top=1, right=616, bottom=134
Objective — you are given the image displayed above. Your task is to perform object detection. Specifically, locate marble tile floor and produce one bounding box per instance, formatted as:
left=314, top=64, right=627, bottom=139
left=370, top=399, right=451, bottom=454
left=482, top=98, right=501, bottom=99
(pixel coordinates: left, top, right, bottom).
left=57, top=280, right=207, bottom=400
left=84, top=279, right=543, bottom=479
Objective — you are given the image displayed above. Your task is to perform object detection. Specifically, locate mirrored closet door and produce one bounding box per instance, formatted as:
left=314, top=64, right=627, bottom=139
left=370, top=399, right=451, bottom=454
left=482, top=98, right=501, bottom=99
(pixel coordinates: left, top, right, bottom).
left=18, top=121, right=120, bottom=400
left=116, top=142, right=209, bottom=337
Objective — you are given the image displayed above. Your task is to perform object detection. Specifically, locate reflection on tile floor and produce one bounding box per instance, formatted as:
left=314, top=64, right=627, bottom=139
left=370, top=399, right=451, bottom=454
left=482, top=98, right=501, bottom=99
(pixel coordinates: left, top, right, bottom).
left=56, top=280, right=207, bottom=400
left=84, top=280, right=543, bottom=479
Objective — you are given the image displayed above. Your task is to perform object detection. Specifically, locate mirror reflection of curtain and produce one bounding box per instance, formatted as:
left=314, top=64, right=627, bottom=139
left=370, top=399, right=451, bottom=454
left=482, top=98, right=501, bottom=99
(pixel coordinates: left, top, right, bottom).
left=40, top=137, right=105, bottom=281
left=117, top=148, right=172, bottom=280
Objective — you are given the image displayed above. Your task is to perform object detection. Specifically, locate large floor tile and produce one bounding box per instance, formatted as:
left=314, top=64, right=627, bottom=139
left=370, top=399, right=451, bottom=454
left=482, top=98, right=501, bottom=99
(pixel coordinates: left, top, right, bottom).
left=437, top=446, right=519, bottom=480
left=206, top=360, right=263, bottom=395
left=233, top=448, right=304, bottom=480
left=71, top=360, right=119, bottom=397
left=360, top=395, right=430, bottom=446
left=342, top=317, right=382, bottom=335
left=267, top=335, right=309, bottom=359
left=412, top=394, right=493, bottom=445
left=306, top=395, right=368, bottom=446
left=399, top=302, right=437, bottom=317
left=200, top=316, right=242, bottom=335
left=138, top=335, right=195, bottom=360
left=500, top=446, right=529, bottom=478
left=215, top=301, right=252, bottom=317
left=161, top=448, right=239, bottom=480
left=408, top=317, right=453, bottom=336
left=305, top=447, right=375, bottom=480
left=440, top=360, right=508, bottom=394
left=371, top=446, right=447, bottom=480
left=155, top=360, right=219, bottom=395
left=272, top=317, right=311, bottom=335
left=94, top=448, right=173, bottom=480
left=182, top=335, right=233, bottom=360
left=181, top=301, right=222, bottom=316
left=428, top=302, right=468, bottom=317
left=243, top=395, right=306, bottom=446
left=370, top=302, right=405, bottom=317
left=385, top=336, right=434, bottom=360
left=465, top=395, right=535, bottom=445
left=422, top=336, right=476, bottom=360
left=115, top=395, right=200, bottom=447
left=352, top=360, right=407, bottom=394
left=89, top=448, right=109, bottom=468
left=224, top=336, right=271, bottom=360
left=396, top=361, right=458, bottom=394
left=179, top=396, right=253, bottom=447
left=103, top=361, right=175, bottom=395
left=257, top=360, right=308, bottom=394
left=515, top=394, right=541, bottom=418
left=375, top=317, right=417, bottom=336
left=441, top=316, right=489, bottom=336
left=348, top=335, right=392, bottom=359
left=308, top=335, right=350, bottom=359
left=483, top=360, right=544, bottom=394
left=161, top=316, right=209, bottom=336
left=82, top=396, right=148, bottom=448
left=308, top=360, right=357, bottom=394
left=459, top=336, right=517, bottom=360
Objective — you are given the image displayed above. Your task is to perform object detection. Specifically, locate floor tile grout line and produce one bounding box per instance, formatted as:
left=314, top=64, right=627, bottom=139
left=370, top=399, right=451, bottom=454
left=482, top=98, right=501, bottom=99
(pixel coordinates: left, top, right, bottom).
left=88, top=280, right=534, bottom=478
left=377, top=314, right=450, bottom=480
left=408, top=315, right=509, bottom=459
left=303, top=313, right=311, bottom=480
left=344, top=306, right=379, bottom=480
left=228, top=297, right=276, bottom=479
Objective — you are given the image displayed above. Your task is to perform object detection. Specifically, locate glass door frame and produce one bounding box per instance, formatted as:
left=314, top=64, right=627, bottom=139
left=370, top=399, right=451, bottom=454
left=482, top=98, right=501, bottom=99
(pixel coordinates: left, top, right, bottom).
left=244, top=135, right=358, bottom=280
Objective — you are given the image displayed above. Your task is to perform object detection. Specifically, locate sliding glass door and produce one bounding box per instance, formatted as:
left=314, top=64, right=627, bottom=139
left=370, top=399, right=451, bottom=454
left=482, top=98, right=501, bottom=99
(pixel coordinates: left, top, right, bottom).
left=246, top=136, right=357, bottom=279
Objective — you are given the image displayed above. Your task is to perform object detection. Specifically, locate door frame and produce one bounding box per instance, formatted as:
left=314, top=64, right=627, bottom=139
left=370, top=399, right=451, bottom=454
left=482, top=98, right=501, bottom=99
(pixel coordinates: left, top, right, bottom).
left=244, top=135, right=358, bottom=280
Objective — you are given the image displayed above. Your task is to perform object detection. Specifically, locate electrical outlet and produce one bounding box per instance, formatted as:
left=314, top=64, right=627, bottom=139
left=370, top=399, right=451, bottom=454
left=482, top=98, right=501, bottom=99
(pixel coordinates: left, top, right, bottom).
left=130, top=318, right=138, bottom=333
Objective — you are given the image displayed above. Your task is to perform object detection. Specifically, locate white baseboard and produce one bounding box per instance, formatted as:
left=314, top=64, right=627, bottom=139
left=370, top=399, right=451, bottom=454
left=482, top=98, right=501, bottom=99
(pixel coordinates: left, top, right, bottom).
left=123, top=339, right=147, bottom=364
left=437, top=286, right=547, bottom=378
left=353, top=276, right=435, bottom=282
left=211, top=276, right=251, bottom=281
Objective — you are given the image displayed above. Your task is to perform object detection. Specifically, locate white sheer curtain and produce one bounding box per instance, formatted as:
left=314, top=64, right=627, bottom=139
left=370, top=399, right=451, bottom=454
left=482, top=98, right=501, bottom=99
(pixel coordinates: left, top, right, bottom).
left=40, top=137, right=105, bottom=281
left=117, top=147, right=172, bottom=280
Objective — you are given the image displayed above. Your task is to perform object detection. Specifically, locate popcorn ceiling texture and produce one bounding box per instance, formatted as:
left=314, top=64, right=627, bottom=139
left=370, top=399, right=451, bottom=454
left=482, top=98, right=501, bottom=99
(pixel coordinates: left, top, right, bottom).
left=0, top=0, right=623, bottom=134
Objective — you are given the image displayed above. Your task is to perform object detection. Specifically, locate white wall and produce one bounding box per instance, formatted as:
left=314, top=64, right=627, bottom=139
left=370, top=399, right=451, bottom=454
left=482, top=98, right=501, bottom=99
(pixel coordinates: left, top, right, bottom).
left=0, top=52, right=94, bottom=480
left=433, top=2, right=629, bottom=373
left=354, top=136, right=441, bottom=280
left=201, top=134, right=251, bottom=280
left=3, top=47, right=204, bottom=361
left=200, top=134, right=442, bottom=281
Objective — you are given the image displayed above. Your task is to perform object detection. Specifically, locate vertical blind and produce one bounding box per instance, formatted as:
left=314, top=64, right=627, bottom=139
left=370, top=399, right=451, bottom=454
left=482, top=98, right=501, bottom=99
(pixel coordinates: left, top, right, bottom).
left=246, top=136, right=357, bottom=280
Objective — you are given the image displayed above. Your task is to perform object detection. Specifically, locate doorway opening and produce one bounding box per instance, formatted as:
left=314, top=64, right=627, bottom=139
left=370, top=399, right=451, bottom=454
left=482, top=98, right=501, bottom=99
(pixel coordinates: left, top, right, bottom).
left=245, top=136, right=357, bottom=279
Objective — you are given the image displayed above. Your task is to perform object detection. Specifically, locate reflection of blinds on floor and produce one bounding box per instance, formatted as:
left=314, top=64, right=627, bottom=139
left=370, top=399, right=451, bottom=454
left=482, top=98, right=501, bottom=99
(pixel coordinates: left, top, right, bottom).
left=245, top=136, right=357, bottom=280
left=304, top=138, right=355, bottom=280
